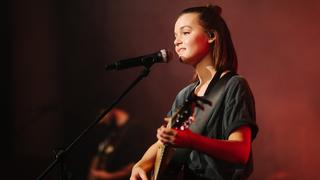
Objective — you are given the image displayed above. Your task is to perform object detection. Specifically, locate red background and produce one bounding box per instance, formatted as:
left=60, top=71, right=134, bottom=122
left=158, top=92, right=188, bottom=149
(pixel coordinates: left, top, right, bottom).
left=7, top=0, right=320, bottom=179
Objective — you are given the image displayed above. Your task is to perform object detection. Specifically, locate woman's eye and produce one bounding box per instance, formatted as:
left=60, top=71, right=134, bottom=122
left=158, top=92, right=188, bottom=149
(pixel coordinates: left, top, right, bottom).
left=183, top=32, right=190, bottom=35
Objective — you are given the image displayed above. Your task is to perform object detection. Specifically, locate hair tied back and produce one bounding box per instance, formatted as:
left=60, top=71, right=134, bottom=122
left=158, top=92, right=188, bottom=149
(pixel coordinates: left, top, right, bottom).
left=206, top=4, right=222, bottom=16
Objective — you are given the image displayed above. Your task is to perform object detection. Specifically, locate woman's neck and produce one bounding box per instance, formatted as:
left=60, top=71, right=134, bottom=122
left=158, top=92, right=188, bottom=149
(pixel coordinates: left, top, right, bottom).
left=193, top=55, right=217, bottom=96
left=194, top=56, right=217, bottom=85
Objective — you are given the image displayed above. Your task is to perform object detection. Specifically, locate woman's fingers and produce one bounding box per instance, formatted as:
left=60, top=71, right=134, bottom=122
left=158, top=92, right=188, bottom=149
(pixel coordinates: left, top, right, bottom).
left=138, top=170, right=148, bottom=180
left=130, top=167, right=147, bottom=180
left=164, top=117, right=171, bottom=122
left=157, top=126, right=177, bottom=144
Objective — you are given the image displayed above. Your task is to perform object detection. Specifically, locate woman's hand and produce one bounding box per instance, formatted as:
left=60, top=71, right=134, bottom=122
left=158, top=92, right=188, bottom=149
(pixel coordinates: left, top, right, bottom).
left=157, top=126, right=196, bottom=148
left=130, top=166, right=148, bottom=180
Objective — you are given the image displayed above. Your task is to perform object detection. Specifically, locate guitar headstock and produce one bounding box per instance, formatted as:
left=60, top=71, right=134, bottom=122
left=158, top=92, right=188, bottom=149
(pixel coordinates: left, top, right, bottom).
left=170, top=93, right=211, bottom=130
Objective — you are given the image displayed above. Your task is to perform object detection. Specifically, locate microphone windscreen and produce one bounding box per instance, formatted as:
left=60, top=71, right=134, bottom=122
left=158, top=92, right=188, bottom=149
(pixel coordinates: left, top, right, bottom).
left=160, top=49, right=172, bottom=63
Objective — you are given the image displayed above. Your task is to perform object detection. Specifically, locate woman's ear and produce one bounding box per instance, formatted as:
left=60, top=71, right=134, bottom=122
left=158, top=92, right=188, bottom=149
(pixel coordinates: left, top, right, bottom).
left=207, top=32, right=216, bottom=43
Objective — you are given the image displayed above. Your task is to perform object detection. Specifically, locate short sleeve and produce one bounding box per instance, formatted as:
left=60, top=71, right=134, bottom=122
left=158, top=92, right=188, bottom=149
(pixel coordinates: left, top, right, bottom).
left=223, top=76, right=258, bottom=141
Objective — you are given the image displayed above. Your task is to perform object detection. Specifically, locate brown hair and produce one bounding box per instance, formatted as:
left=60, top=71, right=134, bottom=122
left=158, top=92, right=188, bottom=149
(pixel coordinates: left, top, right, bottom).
left=179, top=5, right=238, bottom=73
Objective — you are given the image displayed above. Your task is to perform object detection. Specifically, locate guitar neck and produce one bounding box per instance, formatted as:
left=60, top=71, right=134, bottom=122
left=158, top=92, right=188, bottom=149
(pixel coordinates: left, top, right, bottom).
left=152, top=104, right=193, bottom=180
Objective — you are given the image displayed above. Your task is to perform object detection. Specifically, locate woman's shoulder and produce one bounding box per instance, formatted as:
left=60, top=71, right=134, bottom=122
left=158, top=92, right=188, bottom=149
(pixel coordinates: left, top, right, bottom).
left=167, top=81, right=198, bottom=116
left=170, top=81, right=198, bottom=108
left=224, top=74, right=254, bottom=99
left=176, top=81, right=198, bottom=98
left=226, top=74, right=250, bottom=88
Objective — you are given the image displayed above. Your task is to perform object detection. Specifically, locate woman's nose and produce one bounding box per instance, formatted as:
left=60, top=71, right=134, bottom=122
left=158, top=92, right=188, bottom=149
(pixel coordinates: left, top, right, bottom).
left=174, top=37, right=182, bottom=46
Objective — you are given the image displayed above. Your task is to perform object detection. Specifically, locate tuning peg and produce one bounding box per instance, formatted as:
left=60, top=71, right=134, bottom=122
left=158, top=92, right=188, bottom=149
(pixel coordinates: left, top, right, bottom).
left=188, top=116, right=195, bottom=123
left=183, top=110, right=189, bottom=115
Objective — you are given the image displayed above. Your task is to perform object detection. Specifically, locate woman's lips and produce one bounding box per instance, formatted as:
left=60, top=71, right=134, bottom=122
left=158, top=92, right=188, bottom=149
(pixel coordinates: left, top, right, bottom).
left=176, top=48, right=186, bottom=54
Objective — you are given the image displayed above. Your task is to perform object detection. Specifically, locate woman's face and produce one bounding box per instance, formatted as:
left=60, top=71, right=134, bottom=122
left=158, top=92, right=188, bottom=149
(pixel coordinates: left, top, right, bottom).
left=174, top=13, right=211, bottom=66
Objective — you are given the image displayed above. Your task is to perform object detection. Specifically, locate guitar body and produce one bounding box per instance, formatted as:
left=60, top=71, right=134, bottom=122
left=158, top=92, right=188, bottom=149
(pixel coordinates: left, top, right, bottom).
left=151, top=144, right=176, bottom=180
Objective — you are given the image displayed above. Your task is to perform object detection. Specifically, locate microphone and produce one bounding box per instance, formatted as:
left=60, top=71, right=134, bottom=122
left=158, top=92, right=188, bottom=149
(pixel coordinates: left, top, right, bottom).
left=105, top=49, right=171, bottom=71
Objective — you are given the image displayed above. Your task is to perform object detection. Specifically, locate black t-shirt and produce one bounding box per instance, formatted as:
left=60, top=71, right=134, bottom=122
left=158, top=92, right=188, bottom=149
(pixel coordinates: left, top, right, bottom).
left=167, top=75, right=258, bottom=180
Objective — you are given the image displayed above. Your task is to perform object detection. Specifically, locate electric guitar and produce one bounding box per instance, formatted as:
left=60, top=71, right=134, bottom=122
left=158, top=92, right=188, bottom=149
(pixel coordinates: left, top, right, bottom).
left=151, top=94, right=211, bottom=180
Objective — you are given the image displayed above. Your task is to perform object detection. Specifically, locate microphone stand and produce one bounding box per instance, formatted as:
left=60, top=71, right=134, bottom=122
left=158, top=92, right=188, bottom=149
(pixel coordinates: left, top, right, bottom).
left=36, top=65, right=152, bottom=180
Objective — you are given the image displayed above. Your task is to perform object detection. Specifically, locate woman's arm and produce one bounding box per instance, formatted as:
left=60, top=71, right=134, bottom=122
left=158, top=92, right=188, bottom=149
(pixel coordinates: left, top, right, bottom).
left=192, top=126, right=251, bottom=164
left=157, top=125, right=252, bottom=164
left=130, top=141, right=162, bottom=180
